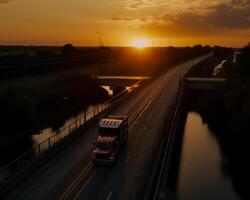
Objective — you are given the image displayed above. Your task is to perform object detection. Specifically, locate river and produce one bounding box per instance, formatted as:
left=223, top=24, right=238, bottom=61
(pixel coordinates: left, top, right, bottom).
left=175, top=112, right=241, bottom=200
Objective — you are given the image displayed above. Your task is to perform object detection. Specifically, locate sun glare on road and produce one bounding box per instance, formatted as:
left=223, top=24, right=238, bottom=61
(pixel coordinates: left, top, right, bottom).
left=132, top=38, right=150, bottom=49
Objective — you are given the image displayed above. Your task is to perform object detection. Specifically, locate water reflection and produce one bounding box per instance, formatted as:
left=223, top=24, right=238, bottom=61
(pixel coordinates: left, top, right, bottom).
left=101, top=86, right=113, bottom=95
left=213, top=60, right=227, bottom=76
left=32, top=105, right=101, bottom=146
left=233, top=52, right=241, bottom=64
left=176, top=112, right=241, bottom=200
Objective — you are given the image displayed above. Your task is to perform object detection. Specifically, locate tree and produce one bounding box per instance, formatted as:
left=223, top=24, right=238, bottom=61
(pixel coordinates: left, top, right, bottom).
left=61, top=44, right=76, bottom=56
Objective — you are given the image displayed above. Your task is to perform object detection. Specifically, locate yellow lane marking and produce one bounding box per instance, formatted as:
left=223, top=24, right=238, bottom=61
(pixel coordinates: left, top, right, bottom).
left=129, top=84, right=160, bottom=123
left=59, top=161, right=93, bottom=200
left=129, top=78, right=165, bottom=130
left=72, top=172, right=96, bottom=200
left=60, top=76, right=165, bottom=200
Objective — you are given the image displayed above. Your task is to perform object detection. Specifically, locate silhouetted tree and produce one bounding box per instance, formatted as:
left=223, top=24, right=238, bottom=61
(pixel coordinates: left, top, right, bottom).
left=61, top=44, right=76, bottom=56
left=238, top=43, right=250, bottom=76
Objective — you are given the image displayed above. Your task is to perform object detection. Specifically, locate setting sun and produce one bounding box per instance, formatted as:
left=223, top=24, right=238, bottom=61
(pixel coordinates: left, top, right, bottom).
left=132, top=38, right=150, bottom=48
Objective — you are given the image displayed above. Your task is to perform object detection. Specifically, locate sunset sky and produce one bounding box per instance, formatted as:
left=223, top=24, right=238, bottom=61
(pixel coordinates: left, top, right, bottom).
left=0, top=0, right=250, bottom=47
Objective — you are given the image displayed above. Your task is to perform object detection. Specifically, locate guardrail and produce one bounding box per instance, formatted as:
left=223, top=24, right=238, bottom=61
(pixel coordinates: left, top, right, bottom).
left=0, top=104, right=108, bottom=178
left=152, top=76, right=185, bottom=200
left=0, top=79, right=144, bottom=196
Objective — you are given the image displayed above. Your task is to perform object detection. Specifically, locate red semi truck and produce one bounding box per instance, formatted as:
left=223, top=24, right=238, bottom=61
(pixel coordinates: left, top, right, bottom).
left=92, top=115, right=128, bottom=164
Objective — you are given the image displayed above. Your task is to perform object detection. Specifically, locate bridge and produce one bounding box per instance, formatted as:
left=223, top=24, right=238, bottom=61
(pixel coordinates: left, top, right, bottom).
left=2, top=54, right=212, bottom=200
left=186, top=77, right=226, bottom=90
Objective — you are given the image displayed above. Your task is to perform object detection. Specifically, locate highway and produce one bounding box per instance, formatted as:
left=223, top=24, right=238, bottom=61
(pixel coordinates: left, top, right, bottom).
left=4, top=55, right=209, bottom=200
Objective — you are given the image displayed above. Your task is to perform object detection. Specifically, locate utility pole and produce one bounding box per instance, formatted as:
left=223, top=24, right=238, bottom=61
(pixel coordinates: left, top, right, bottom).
left=98, top=33, right=103, bottom=47
left=99, top=35, right=102, bottom=47
left=25, top=54, right=28, bottom=77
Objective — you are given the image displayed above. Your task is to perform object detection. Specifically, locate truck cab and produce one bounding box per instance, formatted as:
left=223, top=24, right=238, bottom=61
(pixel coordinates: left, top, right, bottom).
left=92, top=115, right=128, bottom=165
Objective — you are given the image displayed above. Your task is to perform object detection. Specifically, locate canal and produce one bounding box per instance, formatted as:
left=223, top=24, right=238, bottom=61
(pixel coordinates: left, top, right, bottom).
left=167, top=89, right=244, bottom=200
left=176, top=112, right=241, bottom=200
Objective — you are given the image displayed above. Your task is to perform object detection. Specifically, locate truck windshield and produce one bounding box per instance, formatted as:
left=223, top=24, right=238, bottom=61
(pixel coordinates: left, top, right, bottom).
left=99, top=128, right=119, bottom=136
left=96, top=142, right=113, bottom=150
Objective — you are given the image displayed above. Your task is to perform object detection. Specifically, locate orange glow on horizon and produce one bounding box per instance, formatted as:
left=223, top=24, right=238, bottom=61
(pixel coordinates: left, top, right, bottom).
left=131, top=38, right=150, bottom=48
left=0, top=0, right=249, bottom=47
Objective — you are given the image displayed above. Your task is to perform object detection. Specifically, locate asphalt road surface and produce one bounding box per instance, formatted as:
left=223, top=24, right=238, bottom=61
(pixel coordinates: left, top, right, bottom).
left=4, top=55, right=210, bottom=200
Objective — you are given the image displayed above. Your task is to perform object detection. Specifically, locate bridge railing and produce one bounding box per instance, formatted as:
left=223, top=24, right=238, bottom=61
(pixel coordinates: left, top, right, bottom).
left=0, top=103, right=108, bottom=183
left=0, top=80, right=144, bottom=187
left=151, top=76, right=185, bottom=200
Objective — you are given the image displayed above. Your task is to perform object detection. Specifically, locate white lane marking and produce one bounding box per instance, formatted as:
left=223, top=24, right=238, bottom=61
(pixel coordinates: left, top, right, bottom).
left=106, top=192, right=113, bottom=200
left=126, top=156, right=130, bottom=163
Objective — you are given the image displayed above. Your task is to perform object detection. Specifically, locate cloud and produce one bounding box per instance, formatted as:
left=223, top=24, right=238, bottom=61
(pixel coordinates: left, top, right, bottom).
left=112, top=0, right=250, bottom=37
left=126, top=0, right=167, bottom=9
left=112, top=14, right=176, bottom=25
left=0, top=0, right=11, bottom=3
left=112, top=16, right=135, bottom=21
left=207, top=2, right=250, bottom=29
left=125, top=0, right=228, bottom=11
left=231, top=0, right=250, bottom=8
left=0, top=0, right=17, bottom=4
